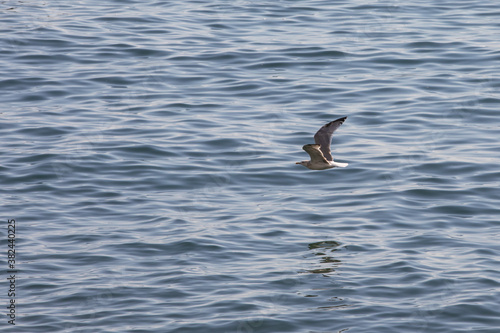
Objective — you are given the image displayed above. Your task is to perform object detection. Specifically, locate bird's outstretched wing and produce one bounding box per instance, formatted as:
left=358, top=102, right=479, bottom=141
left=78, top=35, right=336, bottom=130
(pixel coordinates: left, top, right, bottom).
left=313, top=116, right=347, bottom=161
left=303, top=144, right=329, bottom=164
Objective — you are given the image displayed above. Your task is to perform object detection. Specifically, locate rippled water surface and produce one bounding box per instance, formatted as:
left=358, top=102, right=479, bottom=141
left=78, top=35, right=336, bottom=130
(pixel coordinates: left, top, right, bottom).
left=2, top=1, right=500, bottom=332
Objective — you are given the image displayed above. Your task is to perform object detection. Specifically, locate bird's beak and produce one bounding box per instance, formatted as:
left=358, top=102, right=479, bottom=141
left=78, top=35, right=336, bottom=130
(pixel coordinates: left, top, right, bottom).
left=295, top=162, right=300, bottom=164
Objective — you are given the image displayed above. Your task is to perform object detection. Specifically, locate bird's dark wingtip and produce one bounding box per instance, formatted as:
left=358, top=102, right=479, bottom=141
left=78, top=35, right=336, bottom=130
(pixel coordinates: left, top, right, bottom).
left=324, top=116, right=347, bottom=127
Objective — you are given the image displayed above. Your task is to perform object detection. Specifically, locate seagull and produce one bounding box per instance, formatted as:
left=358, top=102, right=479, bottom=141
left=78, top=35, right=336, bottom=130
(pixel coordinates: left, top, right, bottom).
left=296, top=116, right=348, bottom=170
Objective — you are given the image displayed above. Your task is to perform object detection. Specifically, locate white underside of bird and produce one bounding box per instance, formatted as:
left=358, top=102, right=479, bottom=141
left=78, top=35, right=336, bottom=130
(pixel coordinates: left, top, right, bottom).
left=296, top=117, right=348, bottom=170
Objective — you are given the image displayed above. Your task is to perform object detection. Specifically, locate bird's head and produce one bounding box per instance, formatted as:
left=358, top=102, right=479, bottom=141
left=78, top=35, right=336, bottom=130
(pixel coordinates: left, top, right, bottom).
left=295, top=161, right=309, bottom=167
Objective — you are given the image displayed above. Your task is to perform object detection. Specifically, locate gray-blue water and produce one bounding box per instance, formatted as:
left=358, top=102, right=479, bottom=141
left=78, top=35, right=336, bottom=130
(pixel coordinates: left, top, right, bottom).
left=2, top=1, right=500, bottom=332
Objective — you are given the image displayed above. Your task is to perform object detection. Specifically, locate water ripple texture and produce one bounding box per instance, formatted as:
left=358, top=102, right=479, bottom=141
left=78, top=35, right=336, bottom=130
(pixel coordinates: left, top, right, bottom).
left=1, top=1, right=500, bottom=332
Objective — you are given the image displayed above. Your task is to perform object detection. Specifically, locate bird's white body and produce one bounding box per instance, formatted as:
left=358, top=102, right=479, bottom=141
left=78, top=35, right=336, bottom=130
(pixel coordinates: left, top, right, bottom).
left=296, top=159, right=348, bottom=170
left=296, top=117, right=348, bottom=170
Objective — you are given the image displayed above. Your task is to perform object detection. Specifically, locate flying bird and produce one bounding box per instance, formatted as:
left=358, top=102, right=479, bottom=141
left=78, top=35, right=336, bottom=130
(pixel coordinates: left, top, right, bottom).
left=296, top=116, right=348, bottom=170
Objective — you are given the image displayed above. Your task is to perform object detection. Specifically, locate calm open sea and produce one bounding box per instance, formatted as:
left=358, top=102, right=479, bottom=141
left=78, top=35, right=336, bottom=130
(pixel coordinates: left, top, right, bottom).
left=1, top=1, right=500, bottom=332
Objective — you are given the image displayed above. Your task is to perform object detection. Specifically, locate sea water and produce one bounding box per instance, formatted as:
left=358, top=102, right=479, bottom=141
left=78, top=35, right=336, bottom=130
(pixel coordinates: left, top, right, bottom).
left=1, top=1, right=500, bottom=332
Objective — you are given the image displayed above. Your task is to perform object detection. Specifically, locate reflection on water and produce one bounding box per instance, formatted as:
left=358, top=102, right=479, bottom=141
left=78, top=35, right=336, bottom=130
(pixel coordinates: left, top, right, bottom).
left=307, top=240, right=342, bottom=274
left=301, top=241, right=352, bottom=312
